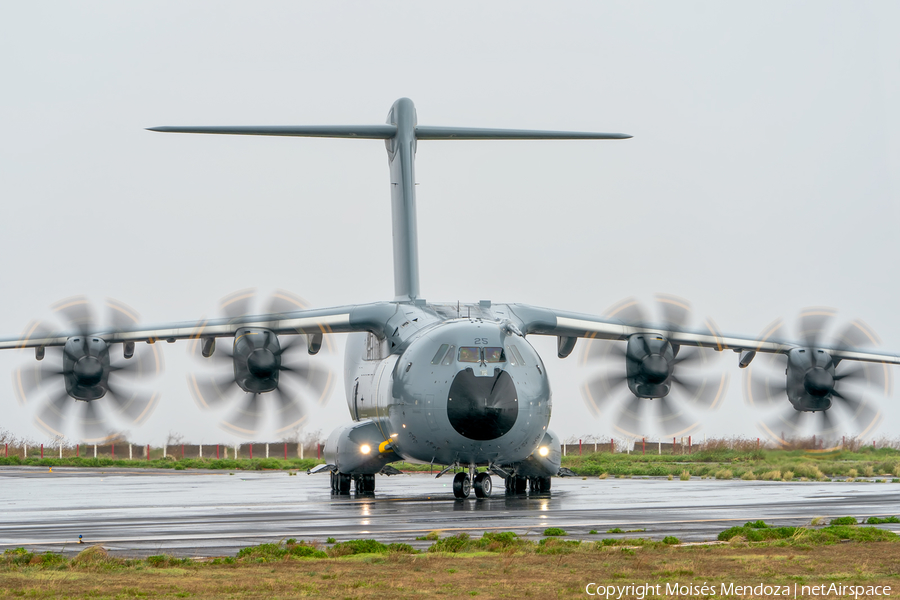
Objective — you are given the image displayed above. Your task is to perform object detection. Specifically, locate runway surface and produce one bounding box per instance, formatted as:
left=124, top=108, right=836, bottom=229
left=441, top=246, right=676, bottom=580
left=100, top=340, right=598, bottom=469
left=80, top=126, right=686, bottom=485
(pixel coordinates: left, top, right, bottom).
left=1, top=466, right=899, bottom=557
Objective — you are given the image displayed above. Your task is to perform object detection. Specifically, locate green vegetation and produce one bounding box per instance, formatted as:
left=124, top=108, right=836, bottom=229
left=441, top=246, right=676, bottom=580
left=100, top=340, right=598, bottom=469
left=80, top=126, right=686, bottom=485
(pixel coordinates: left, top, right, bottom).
left=3, top=539, right=898, bottom=599
left=866, top=516, right=900, bottom=524
left=542, top=528, right=566, bottom=536
left=717, top=519, right=899, bottom=545
left=0, top=455, right=321, bottom=471
left=329, top=539, right=415, bottom=556
left=2, top=441, right=898, bottom=479
left=236, top=540, right=327, bottom=561
left=557, top=444, right=900, bottom=480
left=662, top=536, right=680, bottom=545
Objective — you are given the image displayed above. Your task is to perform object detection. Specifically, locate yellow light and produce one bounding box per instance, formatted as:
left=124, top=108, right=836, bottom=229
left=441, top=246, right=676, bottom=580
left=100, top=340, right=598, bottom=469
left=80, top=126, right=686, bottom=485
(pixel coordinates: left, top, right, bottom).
left=538, top=446, right=549, bottom=457
left=359, top=444, right=371, bottom=454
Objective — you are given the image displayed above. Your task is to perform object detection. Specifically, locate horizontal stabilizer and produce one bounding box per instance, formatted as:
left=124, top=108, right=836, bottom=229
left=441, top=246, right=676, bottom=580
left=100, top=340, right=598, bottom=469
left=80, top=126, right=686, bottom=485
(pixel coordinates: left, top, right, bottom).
left=414, top=126, right=631, bottom=140
left=148, top=125, right=631, bottom=141
left=146, top=125, right=397, bottom=139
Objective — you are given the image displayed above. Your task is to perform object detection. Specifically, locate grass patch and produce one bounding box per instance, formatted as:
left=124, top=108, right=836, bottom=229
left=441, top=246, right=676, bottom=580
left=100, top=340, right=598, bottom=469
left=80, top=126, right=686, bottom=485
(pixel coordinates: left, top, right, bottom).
left=542, top=527, right=566, bottom=536
left=237, top=540, right=327, bottom=561
left=866, top=516, right=900, bottom=524
left=717, top=520, right=899, bottom=545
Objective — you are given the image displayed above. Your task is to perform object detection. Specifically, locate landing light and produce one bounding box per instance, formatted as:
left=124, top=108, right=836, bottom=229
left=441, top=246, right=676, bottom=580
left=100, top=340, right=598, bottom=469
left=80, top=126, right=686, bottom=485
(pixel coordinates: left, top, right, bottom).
left=538, top=446, right=549, bottom=457
left=359, top=444, right=371, bottom=454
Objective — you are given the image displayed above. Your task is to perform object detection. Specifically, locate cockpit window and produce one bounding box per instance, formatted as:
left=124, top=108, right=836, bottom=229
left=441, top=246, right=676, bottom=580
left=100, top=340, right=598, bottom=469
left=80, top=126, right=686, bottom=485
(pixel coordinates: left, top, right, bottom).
left=441, top=345, right=456, bottom=366
left=458, top=346, right=481, bottom=363
left=431, top=344, right=450, bottom=365
left=509, top=345, right=526, bottom=366
left=506, top=346, right=518, bottom=366
left=483, top=347, right=505, bottom=363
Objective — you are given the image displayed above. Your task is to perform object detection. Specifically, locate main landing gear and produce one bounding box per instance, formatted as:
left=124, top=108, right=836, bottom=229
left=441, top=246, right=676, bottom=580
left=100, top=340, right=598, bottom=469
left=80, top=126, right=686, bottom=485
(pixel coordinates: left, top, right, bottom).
left=504, top=475, right=550, bottom=494
left=452, top=471, right=493, bottom=499
left=330, top=472, right=375, bottom=494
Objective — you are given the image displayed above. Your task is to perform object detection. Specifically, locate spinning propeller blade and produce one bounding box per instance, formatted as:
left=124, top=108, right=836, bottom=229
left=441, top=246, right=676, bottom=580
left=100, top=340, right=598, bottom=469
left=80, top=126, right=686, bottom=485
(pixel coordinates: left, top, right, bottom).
left=13, top=297, right=164, bottom=442
left=188, top=289, right=335, bottom=438
left=581, top=294, right=726, bottom=437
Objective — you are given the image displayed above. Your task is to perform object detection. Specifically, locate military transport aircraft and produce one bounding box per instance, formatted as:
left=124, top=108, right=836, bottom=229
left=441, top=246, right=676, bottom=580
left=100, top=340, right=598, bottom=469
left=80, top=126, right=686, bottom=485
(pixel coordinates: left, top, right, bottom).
left=3, top=98, right=897, bottom=499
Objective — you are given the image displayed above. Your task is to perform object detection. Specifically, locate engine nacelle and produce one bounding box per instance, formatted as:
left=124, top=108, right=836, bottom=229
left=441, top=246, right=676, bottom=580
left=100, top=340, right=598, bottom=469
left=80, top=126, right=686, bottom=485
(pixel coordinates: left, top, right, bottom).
left=785, top=347, right=835, bottom=412
left=232, top=328, right=283, bottom=393
left=624, top=333, right=676, bottom=398
left=63, top=335, right=111, bottom=401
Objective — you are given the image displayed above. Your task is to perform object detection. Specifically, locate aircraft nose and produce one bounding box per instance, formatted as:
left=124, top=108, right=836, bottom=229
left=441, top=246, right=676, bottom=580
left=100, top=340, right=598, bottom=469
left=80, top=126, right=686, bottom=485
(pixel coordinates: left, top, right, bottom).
left=447, top=367, right=518, bottom=440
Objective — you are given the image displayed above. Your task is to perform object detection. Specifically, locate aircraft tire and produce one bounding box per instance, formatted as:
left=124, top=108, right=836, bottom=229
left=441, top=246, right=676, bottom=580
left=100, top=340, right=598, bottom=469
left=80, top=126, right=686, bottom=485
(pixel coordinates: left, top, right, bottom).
left=362, top=474, right=375, bottom=493
left=539, top=476, right=551, bottom=492
left=473, top=473, right=492, bottom=498
left=515, top=476, right=527, bottom=493
left=452, top=472, right=471, bottom=499
left=337, top=473, right=351, bottom=494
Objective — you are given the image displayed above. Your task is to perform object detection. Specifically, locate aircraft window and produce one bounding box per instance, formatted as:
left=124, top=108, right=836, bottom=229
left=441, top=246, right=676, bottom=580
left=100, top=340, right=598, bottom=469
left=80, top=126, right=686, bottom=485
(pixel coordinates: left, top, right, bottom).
left=458, top=346, right=481, bottom=363
left=510, top=345, right=526, bottom=366
left=506, top=347, right=518, bottom=366
left=484, top=347, right=505, bottom=363
left=441, top=345, right=456, bottom=366
left=431, top=344, right=450, bottom=365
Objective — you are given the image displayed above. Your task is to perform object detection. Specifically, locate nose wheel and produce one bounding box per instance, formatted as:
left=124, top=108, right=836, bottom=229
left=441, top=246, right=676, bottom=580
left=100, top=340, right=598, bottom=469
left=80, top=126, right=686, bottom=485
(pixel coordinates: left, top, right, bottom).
left=452, top=472, right=471, bottom=498
left=473, top=472, right=492, bottom=498
left=452, top=472, right=492, bottom=499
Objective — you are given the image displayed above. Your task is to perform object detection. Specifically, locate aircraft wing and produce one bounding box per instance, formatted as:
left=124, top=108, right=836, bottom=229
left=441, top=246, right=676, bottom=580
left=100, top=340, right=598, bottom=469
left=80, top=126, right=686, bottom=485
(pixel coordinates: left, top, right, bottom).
left=507, top=303, right=900, bottom=365
left=0, top=302, right=399, bottom=350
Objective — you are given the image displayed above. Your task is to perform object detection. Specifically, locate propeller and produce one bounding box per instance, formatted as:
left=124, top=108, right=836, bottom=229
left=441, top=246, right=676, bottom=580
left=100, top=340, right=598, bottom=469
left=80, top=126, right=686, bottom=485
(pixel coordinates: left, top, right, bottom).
left=580, top=294, right=728, bottom=437
left=12, top=297, right=164, bottom=443
left=187, top=289, right=335, bottom=439
left=744, top=308, right=889, bottom=446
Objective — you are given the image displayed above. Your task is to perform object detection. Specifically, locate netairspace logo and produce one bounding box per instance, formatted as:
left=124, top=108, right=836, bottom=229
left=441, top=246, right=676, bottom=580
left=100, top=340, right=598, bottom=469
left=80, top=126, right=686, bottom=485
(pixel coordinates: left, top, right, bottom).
left=585, top=582, right=893, bottom=598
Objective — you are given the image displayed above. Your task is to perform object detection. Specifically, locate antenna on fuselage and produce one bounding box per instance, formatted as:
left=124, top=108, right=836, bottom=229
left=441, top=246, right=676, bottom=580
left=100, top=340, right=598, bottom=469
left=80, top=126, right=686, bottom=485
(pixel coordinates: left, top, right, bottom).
left=149, top=99, right=631, bottom=303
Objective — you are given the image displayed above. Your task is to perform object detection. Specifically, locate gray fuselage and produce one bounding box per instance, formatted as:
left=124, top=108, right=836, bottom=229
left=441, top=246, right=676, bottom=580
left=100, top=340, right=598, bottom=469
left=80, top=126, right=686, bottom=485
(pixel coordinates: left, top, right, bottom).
left=342, top=302, right=552, bottom=467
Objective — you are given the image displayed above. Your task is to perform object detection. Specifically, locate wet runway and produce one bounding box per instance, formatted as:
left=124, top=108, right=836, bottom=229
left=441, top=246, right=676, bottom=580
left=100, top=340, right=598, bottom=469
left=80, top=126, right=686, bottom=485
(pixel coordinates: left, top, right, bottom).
left=1, top=466, right=899, bottom=557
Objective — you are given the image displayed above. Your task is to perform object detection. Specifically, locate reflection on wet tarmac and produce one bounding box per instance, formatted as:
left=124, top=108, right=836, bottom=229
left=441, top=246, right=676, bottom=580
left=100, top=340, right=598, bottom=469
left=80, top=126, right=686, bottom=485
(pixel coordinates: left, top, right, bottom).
left=1, top=467, right=898, bottom=557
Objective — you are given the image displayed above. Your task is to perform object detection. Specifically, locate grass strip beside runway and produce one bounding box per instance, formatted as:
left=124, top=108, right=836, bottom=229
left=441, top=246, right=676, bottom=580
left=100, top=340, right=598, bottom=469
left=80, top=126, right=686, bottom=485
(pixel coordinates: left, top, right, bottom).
left=1, top=446, right=899, bottom=481
left=1, top=527, right=897, bottom=600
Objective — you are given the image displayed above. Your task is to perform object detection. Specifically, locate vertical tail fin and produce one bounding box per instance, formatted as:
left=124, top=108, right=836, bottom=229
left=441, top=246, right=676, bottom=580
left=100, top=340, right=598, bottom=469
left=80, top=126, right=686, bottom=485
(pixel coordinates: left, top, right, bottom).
left=149, top=99, right=631, bottom=302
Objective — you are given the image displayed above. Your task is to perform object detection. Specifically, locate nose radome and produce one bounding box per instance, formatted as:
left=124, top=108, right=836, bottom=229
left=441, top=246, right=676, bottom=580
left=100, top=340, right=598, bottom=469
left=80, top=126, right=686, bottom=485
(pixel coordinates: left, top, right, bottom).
left=447, top=368, right=518, bottom=441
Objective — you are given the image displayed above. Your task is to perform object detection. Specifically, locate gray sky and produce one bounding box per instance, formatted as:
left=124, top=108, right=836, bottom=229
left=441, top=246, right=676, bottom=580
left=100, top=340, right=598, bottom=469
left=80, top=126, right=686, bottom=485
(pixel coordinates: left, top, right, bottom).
left=1, top=2, right=898, bottom=446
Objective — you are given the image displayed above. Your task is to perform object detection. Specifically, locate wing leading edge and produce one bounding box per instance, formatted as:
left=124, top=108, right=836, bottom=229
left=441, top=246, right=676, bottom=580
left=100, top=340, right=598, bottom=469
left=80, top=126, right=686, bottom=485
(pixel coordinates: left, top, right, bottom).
left=0, top=302, right=399, bottom=350
left=507, top=304, right=900, bottom=365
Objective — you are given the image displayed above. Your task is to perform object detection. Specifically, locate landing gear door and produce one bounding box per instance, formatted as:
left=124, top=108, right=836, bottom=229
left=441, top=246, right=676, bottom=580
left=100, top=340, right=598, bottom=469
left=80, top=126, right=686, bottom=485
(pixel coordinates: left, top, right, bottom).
left=352, top=379, right=360, bottom=421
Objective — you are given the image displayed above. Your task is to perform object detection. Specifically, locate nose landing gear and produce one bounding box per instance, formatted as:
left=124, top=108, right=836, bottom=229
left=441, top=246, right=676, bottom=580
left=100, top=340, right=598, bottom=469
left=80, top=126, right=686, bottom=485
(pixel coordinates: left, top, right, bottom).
left=452, top=471, right=493, bottom=499
left=452, top=472, right=471, bottom=498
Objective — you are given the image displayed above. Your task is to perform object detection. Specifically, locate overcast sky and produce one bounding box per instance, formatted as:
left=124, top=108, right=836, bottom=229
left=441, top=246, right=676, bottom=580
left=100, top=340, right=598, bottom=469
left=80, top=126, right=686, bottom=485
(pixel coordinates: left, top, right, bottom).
left=1, top=2, right=898, bottom=447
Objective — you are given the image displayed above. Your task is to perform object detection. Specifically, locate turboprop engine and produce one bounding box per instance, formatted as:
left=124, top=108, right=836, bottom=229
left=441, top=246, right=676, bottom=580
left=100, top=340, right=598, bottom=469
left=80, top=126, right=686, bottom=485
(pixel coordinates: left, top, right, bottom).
left=63, top=335, right=113, bottom=401
left=231, top=328, right=283, bottom=393
left=624, top=333, right=676, bottom=398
